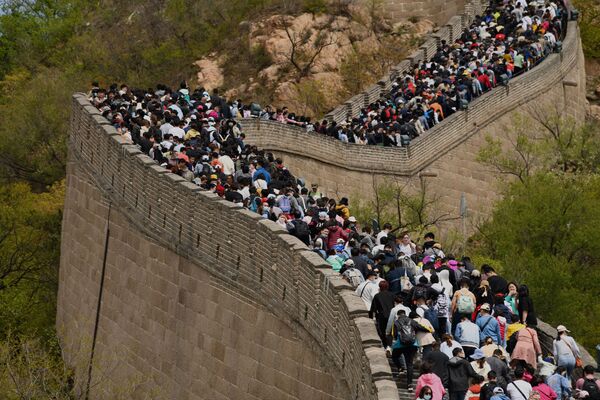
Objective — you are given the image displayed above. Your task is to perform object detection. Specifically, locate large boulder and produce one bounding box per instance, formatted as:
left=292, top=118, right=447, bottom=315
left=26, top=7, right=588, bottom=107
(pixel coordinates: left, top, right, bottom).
left=195, top=56, right=224, bottom=90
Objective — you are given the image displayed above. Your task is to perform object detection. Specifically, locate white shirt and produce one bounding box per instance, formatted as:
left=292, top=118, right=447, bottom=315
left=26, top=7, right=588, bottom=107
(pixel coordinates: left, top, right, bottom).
left=238, top=186, right=250, bottom=200
left=507, top=380, right=532, bottom=400
left=398, top=242, right=416, bottom=256
left=376, top=230, right=389, bottom=245
left=169, top=126, right=185, bottom=140
left=254, top=179, right=267, bottom=191
left=371, top=244, right=385, bottom=257
left=440, top=340, right=463, bottom=359
left=544, top=32, right=557, bottom=45
left=355, top=279, right=380, bottom=310
left=160, top=122, right=173, bottom=137
left=219, top=155, right=235, bottom=176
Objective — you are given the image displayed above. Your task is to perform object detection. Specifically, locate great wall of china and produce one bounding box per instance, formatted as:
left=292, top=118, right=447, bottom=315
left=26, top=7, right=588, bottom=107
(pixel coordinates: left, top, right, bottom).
left=57, top=0, right=593, bottom=399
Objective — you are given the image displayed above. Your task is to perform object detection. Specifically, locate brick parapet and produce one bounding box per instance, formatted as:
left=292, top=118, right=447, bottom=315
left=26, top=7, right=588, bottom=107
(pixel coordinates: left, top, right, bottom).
left=67, top=93, right=399, bottom=400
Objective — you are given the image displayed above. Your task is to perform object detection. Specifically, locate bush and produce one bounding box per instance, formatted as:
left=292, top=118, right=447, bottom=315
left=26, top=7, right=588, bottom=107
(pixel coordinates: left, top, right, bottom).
left=303, top=0, right=329, bottom=14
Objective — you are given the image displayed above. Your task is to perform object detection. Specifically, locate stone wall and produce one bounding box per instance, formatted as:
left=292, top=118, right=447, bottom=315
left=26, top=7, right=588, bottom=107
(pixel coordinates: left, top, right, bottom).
left=382, top=0, right=466, bottom=26
left=57, top=95, right=400, bottom=399
left=242, top=21, right=587, bottom=232
left=326, top=0, right=488, bottom=123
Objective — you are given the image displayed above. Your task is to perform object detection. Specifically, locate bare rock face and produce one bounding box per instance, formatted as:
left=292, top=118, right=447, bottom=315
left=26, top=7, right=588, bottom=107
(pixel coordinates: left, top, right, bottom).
left=193, top=6, right=431, bottom=117
left=195, top=56, right=224, bottom=90
left=249, top=13, right=376, bottom=77
left=271, top=72, right=345, bottom=117
left=589, top=104, right=600, bottom=120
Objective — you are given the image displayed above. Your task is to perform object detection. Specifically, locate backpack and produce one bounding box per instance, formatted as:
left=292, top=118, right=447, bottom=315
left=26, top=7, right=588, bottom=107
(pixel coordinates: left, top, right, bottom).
left=398, top=255, right=418, bottom=276
left=582, top=378, right=600, bottom=400
left=506, top=329, right=519, bottom=353
left=395, top=317, right=416, bottom=345
left=457, top=292, right=475, bottom=314
left=278, top=196, right=292, bottom=213
left=292, top=220, right=310, bottom=238
left=343, top=268, right=364, bottom=288
left=435, top=288, right=449, bottom=317
left=423, top=307, right=439, bottom=332
left=412, top=285, right=429, bottom=302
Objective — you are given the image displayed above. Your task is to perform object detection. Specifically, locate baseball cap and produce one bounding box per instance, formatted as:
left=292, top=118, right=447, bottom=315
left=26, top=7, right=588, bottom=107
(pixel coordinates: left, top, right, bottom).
left=493, top=388, right=504, bottom=395
left=556, top=325, right=570, bottom=333
left=480, top=303, right=491, bottom=311
left=348, top=216, right=357, bottom=223
left=470, top=348, right=486, bottom=360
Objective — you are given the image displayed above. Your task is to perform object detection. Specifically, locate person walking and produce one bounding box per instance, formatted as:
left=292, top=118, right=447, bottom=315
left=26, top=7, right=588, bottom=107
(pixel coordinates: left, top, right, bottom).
left=470, top=348, right=493, bottom=383
left=546, top=367, right=572, bottom=400
left=506, top=367, right=533, bottom=400
left=370, top=280, right=396, bottom=347
left=455, top=314, right=480, bottom=359
left=390, top=309, right=430, bottom=391
left=448, top=347, right=484, bottom=400
left=511, top=323, right=542, bottom=369
left=476, top=304, right=501, bottom=345
left=552, top=325, right=580, bottom=378
left=415, top=361, right=446, bottom=400
left=517, top=284, right=537, bottom=326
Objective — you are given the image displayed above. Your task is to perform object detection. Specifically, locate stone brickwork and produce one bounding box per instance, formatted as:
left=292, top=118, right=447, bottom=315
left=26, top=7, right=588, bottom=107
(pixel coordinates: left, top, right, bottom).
left=382, top=0, right=467, bottom=25
left=326, top=0, right=488, bottom=123
left=57, top=95, right=399, bottom=399
left=242, top=21, right=587, bottom=232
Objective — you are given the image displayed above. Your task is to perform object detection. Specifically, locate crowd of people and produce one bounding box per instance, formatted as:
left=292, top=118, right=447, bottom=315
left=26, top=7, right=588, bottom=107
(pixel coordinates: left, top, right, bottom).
left=87, top=1, right=590, bottom=398
left=90, top=0, right=569, bottom=149
left=89, top=76, right=596, bottom=400
left=320, top=0, right=568, bottom=145
left=250, top=0, right=568, bottom=146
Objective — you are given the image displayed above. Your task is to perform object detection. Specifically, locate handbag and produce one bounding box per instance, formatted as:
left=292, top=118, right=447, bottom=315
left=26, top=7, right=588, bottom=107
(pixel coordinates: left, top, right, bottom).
left=401, top=268, right=413, bottom=293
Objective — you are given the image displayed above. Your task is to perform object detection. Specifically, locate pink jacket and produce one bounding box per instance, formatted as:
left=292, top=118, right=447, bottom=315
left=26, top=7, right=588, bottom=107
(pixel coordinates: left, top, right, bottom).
left=511, top=327, right=542, bottom=368
left=533, top=383, right=557, bottom=400
left=415, top=373, right=446, bottom=400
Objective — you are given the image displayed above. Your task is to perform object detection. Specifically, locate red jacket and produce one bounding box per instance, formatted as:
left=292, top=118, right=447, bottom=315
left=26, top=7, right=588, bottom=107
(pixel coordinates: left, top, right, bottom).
left=326, top=225, right=348, bottom=249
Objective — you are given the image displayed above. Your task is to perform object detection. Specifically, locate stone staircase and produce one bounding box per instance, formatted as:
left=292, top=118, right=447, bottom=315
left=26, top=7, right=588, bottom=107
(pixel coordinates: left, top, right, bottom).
left=387, top=352, right=421, bottom=400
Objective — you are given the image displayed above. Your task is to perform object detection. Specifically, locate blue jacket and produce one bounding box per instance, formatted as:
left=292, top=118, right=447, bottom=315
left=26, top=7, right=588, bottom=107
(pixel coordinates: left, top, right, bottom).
left=253, top=167, right=271, bottom=184
left=476, top=314, right=501, bottom=344
left=547, top=373, right=571, bottom=399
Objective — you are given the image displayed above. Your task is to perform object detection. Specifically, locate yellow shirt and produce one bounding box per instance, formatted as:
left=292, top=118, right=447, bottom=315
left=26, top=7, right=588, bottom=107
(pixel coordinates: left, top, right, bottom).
left=184, top=129, right=200, bottom=141
left=506, top=322, right=525, bottom=341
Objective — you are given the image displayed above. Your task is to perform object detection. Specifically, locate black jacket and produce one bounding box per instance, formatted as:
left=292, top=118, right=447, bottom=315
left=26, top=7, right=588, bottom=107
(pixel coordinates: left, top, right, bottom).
left=424, top=350, right=450, bottom=386
left=448, top=356, right=483, bottom=392
left=369, top=291, right=396, bottom=320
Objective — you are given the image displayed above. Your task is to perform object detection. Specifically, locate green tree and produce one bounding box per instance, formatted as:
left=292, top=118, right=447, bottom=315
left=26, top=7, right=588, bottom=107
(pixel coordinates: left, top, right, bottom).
left=0, top=181, right=64, bottom=340
left=474, top=112, right=600, bottom=349
left=574, top=0, right=600, bottom=59
left=351, top=174, right=459, bottom=241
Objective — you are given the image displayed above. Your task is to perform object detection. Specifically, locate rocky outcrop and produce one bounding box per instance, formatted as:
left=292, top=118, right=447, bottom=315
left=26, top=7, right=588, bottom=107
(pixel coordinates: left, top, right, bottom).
left=195, top=8, right=431, bottom=118
left=195, top=56, right=224, bottom=91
